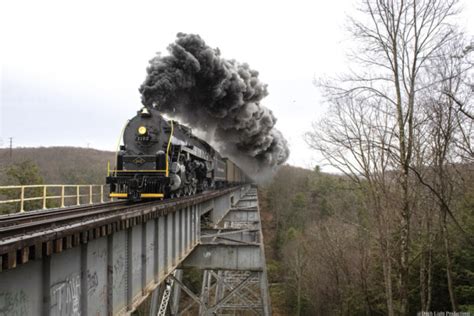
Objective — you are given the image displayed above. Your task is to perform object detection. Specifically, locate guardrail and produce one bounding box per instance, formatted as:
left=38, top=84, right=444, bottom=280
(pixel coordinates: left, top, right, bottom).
left=0, top=184, right=111, bottom=213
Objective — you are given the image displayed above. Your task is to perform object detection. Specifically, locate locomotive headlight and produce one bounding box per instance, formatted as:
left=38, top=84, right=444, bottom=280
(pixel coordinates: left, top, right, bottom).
left=138, top=126, right=147, bottom=135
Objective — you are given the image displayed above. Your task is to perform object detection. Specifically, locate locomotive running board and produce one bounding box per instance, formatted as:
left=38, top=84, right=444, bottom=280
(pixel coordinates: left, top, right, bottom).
left=109, top=193, right=164, bottom=198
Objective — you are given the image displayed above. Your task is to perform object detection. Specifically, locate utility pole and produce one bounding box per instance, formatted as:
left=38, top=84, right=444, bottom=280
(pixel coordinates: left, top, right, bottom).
left=9, top=137, right=13, bottom=161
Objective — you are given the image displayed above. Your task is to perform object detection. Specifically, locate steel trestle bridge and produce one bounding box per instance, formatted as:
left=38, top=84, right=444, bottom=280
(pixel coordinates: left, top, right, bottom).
left=0, top=185, right=271, bottom=315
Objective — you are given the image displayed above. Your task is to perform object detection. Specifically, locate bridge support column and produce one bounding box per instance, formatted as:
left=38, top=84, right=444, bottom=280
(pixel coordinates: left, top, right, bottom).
left=170, top=269, right=183, bottom=315
left=149, top=283, right=161, bottom=316
left=172, top=186, right=272, bottom=315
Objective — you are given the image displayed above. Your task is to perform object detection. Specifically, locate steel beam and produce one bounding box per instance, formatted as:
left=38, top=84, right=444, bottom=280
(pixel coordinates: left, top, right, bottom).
left=180, top=244, right=263, bottom=271
left=201, top=228, right=260, bottom=244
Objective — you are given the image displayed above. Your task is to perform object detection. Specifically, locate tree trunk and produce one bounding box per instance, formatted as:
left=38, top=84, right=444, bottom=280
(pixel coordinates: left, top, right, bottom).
left=441, top=209, right=458, bottom=311
left=420, top=211, right=434, bottom=311
left=296, top=273, right=302, bottom=316
left=427, top=238, right=433, bottom=311
left=360, top=250, right=373, bottom=316
left=420, top=247, right=427, bottom=311
left=399, top=175, right=411, bottom=315
left=382, top=240, right=395, bottom=316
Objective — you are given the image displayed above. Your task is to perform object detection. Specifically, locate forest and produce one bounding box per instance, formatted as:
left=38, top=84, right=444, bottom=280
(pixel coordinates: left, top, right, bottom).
left=260, top=165, right=472, bottom=315
left=261, top=0, right=474, bottom=314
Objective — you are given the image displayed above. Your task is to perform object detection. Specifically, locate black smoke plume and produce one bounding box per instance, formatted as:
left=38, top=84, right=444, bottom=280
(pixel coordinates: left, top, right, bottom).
left=139, top=33, right=289, bottom=176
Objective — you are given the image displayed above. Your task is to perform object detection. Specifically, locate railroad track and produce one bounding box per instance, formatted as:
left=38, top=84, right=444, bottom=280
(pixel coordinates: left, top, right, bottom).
left=0, top=188, right=234, bottom=240
left=0, top=200, right=127, bottom=228
left=0, top=196, right=188, bottom=239
left=0, top=200, right=130, bottom=239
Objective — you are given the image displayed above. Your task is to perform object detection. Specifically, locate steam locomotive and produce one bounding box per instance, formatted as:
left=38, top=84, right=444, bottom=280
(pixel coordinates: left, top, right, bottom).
left=106, top=107, right=247, bottom=201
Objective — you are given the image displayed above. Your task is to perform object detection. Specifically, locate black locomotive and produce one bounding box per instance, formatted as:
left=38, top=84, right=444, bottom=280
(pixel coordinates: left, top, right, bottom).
left=106, top=107, right=246, bottom=201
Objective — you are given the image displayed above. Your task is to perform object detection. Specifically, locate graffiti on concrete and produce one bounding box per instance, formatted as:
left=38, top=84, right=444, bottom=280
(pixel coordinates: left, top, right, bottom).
left=87, top=271, right=99, bottom=295
left=50, top=274, right=81, bottom=316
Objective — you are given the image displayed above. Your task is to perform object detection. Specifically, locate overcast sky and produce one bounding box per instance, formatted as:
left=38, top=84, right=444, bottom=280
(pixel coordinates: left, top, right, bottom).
left=1, top=0, right=473, bottom=170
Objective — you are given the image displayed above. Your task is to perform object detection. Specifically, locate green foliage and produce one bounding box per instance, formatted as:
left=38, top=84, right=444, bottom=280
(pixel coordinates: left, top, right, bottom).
left=0, top=160, right=44, bottom=213
left=285, top=226, right=300, bottom=241
left=5, top=160, right=44, bottom=185
left=182, top=268, right=203, bottom=293
left=266, top=259, right=282, bottom=283
left=453, top=239, right=474, bottom=311
left=269, top=283, right=290, bottom=314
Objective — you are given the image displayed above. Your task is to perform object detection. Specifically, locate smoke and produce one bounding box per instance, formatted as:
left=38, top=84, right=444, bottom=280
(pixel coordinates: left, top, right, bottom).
left=139, top=33, right=290, bottom=176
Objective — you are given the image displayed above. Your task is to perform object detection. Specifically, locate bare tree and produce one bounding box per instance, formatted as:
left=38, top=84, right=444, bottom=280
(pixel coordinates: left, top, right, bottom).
left=282, top=229, right=310, bottom=316
left=310, top=0, right=461, bottom=313
left=411, top=36, right=474, bottom=311
left=417, top=202, right=435, bottom=312
left=443, top=40, right=474, bottom=120
left=306, top=95, right=398, bottom=315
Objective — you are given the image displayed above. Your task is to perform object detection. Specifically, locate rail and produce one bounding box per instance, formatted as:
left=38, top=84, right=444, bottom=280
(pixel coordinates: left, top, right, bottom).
left=0, top=184, right=111, bottom=213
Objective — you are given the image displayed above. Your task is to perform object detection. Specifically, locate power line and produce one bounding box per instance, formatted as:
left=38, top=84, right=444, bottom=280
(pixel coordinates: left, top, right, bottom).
left=9, top=137, right=13, bottom=161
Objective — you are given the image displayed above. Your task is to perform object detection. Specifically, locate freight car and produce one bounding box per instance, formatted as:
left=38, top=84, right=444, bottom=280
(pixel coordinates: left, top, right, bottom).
left=106, top=107, right=247, bottom=201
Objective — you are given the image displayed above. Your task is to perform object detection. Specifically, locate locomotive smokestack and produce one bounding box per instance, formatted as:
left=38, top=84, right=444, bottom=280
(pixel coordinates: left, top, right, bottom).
left=139, top=33, right=290, bottom=176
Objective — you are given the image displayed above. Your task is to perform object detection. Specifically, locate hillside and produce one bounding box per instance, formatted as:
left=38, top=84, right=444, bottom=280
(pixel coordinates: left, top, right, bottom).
left=0, top=147, right=115, bottom=185
left=259, top=164, right=474, bottom=315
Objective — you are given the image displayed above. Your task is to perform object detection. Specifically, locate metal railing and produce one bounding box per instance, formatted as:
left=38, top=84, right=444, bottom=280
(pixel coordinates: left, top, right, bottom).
left=0, top=184, right=111, bottom=213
